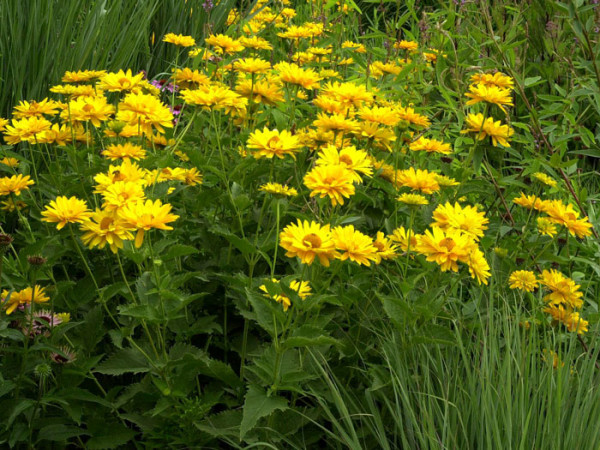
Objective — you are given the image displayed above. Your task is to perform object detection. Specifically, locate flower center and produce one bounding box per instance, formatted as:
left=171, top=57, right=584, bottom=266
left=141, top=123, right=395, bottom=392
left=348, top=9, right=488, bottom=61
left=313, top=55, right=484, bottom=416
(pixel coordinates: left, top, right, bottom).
left=303, top=233, right=322, bottom=249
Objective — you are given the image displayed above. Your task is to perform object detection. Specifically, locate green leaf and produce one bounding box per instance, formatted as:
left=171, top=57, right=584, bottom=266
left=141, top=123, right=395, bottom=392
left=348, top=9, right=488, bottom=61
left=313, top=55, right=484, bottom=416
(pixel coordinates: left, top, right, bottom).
left=240, top=385, right=288, bottom=439
left=37, top=424, right=86, bottom=442
left=94, top=348, right=150, bottom=375
left=161, top=244, right=198, bottom=261
left=283, top=325, right=340, bottom=349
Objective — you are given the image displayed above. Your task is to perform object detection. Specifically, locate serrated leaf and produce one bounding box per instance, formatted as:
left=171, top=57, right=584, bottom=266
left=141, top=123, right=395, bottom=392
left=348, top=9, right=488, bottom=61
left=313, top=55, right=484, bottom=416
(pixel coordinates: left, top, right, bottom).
left=37, top=424, right=86, bottom=442
left=94, top=348, right=150, bottom=375
left=240, top=385, right=288, bottom=439
left=161, top=244, right=198, bottom=261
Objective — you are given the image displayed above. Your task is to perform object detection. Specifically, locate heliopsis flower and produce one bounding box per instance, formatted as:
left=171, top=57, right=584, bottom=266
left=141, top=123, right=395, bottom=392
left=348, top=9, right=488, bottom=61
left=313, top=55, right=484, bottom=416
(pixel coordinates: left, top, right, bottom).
left=235, top=78, right=284, bottom=106
left=164, top=33, right=196, bottom=47
left=466, top=247, right=491, bottom=285
left=313, top=112, right=360, bottom=133
left=544, top=305, right=588, bottom=334
left=396, top=168, right=440, bottom=194
left=537, top=217, right=558, bottom=237
left=180, top=85, right=247, bottom=115
left=543, top=199, right=593, bottom=238
left=183, top=168, right=203, bottom=186
left=239, top=36, right=273, bottom=51
left=247, top=128, right=302, bottom=159
left=1, top=198, right=27, bottom=212
left=279, top=219, right=338, bottom=266
left=2, top=286, right=50, bottom=315
left=80, top=209, right=135, bottom=253
left=62, top=70, right=106, bottom=83
left=116, top=92, right=174, bottom=134
left=370, top=61, right=402, bottom=77
left=470, top=72, right=514, bottom=90
left=372, top=232, right=398, bottom=263
left=98, top=69, right=145, bottom=93
left=118, top=199, right=179, bottom=248
left=205, top=34, right=244, bottom=54
left=435, top=174, right=460, bottom=187
left=316, top=145, right=372, bottom=182
left=0, top=118, right=8, bottom=132
left=465, top=83, right=513, bottom=112
left=274, top=62, right=322, bottom=90
left=409, top=136, right=452, bottom=155
left=304, top=164, right=355, bottom=206
left=415, top=227, right=475, bottom=272
left=0, top=157, right=19, bottom=168
left=93, top=160, right=147, bottom=192
left=172, top=68, right=210, bottom=88
left=397, top=193, right=429, bottom=205
left=3, top=116, right=52, bottom=144
left=532, top=172, right=557, bottom=187
left=432, top=202, right=489, bottom=241
left=539, top=269, right=583, bottom=309
left=62, top=96, right=115, bottom=127
left=259, top=182, right=298, bottom=197
left=101, top=181, right=146, bottom=211
left=234, top=57, right=271, bottom=74
left=513, top=192, right=547, bottom=211
left=13, top=98, right=59, bottom=118
left=259, top=279, right=311, bottom=311
left=331, top=225, right=378, bottom=266
left=390, top=226, right=418, bottom=252
left=357, top=105, right=400, bottom=126
left=395, top=106, right=430, bottom=128
left=394, top=40, right=419, bottom=51
left=0, top=174, right=34, bottom=196
left=41, top=196, right=92, bottom=230
left=101, top=143, right=147, bottom=161
left=461, top=113, right=514, bottom=147
left=321, top=81, right=374, bottom=110
left=509, top=270, right=538, bottom=292
left=356, top=122, right=397, bottom=150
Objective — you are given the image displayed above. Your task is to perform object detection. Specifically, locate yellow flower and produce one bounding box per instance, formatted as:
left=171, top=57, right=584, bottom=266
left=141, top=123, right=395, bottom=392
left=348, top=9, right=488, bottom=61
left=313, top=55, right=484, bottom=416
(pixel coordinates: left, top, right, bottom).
left=183, top=168, right=203, bottom=186
left=101, top=143, right=147, bottom=161
left=395, top=106, right=430, bottom=128
left=247, top=127, right=302, bottom=159
left=205, top=34, right=244, bottom=54
left=321, top=81, right=374, bottom=110
left=358, top=105, right=401, bottom=126
left=279, top=219, right=338, bottom=266
left=313, top=112, right=360, bottom=133
left=61, top=70, right=106, bottom=83
left=370, top=61, right=402, bottom=77
left=259, top=182, right=298, bottom=197
left=13, top=98, right=59, bottom=118
left=239, top=36, right=273, bottom=51
left=235, top=78, right=284, bottom=106
left=508, top=270, right=538, bottom=292
left=180, top=85, right=247, bottom=115
left=543, top=199, right=593, bottom=238
left=332, top=225, right=379, bottom=266
left=467, top=247, right=491, bottom=285
left=116, top=92, right=174, bottom=135
left=356, top=122, right=396, bottom=150
left=62, top=96, right=115, bottom=127
left=544, top=305, right=588, bottom=334
left=172, top=68, right=210, bottom=88
left=372, top=232, right=398, bottom=263
left=415, top=227, right=475, bottom=272
left=316, top=145, right=372, bottom=182
left=470, top=72, right=514, bottom=90
left=397, top=193, right=429, bottom=205
left=465, top=83, right=513, bottom=112
left=0, top=157, right=19, bottom=168
left=0, top=174, right=34, bottom=196
left=80, top=209, right=135, bottom=253
left=118, top=199, right=179, bottom=248
left=101, top=181, right=146, bottom=211
left=93, top=160, right=148, bottom=193
left=532, top=172, right=557, bottom=187
left=304, top=164, right=355, bottom=206
left=394, top=40, right=419, bottom=51
left=163, top=33, right=196, bottom=47
left=409, top=136, right=452, bottom=155
left=432, top=202, right=489, bottom=241
left=539, top=269, right=583, bottom=309
left=461, top=113, right=514, bottom=147
left=3, top=116, right=52, bottom=144
left=274, top=62, right=322, bottom=89
left=396, top=168, right=440, bottom=194
left=1, top=198, right=27, bottom=212
left=390, top=226, right=418, bottom=252
left=234, top=57, right=271, bottom=74
left=537, top=217, right=558, bottom=237
left=98, top=69, right=145, bottom=93
left=259, top=279, right=311, bottom=311
left=513, top=192, right=547, bottom=211
left=41, top=196, right=92, bottom=230
left=2, top=286, right=49, bottom=315
left=435, top=174, right=460, bottom=187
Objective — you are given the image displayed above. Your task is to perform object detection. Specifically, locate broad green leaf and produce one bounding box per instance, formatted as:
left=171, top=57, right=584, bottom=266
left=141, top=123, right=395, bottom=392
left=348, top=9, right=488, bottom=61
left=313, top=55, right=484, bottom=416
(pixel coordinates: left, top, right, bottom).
left=94, top=348, right=150, bottom=375
left=240, top=385, right=288, bottom=439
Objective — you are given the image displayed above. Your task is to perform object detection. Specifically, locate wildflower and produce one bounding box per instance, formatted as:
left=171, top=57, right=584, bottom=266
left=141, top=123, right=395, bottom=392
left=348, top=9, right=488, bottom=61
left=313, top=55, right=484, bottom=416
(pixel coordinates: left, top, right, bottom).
left=372, top=232, right=398, bottom=263
left=465, top=83, right=513, bottom=112
left=532, top=172, right=557, bottom=187
left=61, top=70, right=106, bottom=83
left=279, top=219, right=338, bottom=266
left=543, top=200, right=593, bottom=238
left=41, top=196, right=92, bottom=230
left=397, top=193, right=429, bottom=205
left=247, top=128, right=302, bottom=159
left=4, top=116, right=52, bottom=144
left=2, top=286, right=50, bottom=315
left=180, top=85, right=247, bottom=115
left=0, top=157, right=19, bottom=168
left=544, top=304, right=588, bottom=334
left=101, top=181, right=146, bottom=211
left=509, top=270, right=538, bottom=292
left=259, top=279, right=311, bottom=311
left=390, top=226, right=418, bottom=252
left=50, top=346, right=77, bottom=364
left=537, top=217, right=558, bottom=237
left=409, top=136, right=452, bottom=155
left=304, top=164, right=356, bottom=206
left=316, top=145, right=372, bottom=182
left=235, top=78, right=284, bottom=106
left=461, top=113, right=514, bottom=147
left=118, top=199, right=179, bottom=248
left=205, top=33, right=244, bottom=54
left=513, top=192, right=547, bottom=211
left=163, top=33, right=196, bottom=47
left=117, top=92, right=174, bottom=134
left=93, top=160, right=148, bottom=192
left=394, top=40, right=419, bottom=51
left=415, top=227, right=475, bottom=272
left=539, top=269, right=583, bottom=309
left=61, top=96, right=115, bottom=127
left=80, top=209, right=135, bottom=253
left=0, top=174, right=34, bottom=196
left=432, top=202, right=489, bottom=241
left=370, top=61, right=402, bottom=77
left=357, top=122, right=396, bottom=150
left=102, top=143, right=147, bottom=161
left=1, top=198, right=27, bottom=212
left=467, top=247, right=491, bottom=285
left=274, top=62, right=322, bottom=89
left=435, top=174, right=460, bottom=187
left=234, top=57, right=271, bottom=74
left=239, top=36, right=273, bottom=51
left=259, top=182, right=298, bottom=197
left=396, top=168, right=440, bottom=194
left=331, top=225, right=379, bottom=266
left=183, top=168, right=203, bottom=186
left=98, top=69, right=145, bottom=93
left=395, top=106, right=430, bottom=128
left=313, top=112, right=360, bottom=133
left=321, top=81, right=374, bottom=110
left=172, top=68, right=210, bottom=88
left=13, top=98, right=59, bottom=118
left=470, top=72, right=514, bottom=90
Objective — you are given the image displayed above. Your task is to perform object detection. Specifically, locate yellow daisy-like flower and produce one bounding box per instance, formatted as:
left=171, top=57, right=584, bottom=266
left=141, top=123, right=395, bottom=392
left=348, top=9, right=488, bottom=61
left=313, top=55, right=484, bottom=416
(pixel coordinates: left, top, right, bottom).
left=539, top=269, right=583, bottom=309
left=0, top=157, right=19, bottom=168
left=544, top=305, right=588, bottom=334
left=235, top=77, right=284, bottom=106
left=98, top=69, right=145, bottom=93
left=435, top=174, right=460, bottom=188
left=390, top=226, right=418, bottom=252
left=172, top=68, right=210, bottom=88
left=313, top=112, right=360, bottom=133
left=0, top=174, right=34, bottom=196
left=101, top=181, right=146, bottom=211
left=239, top=36, right=273, bottom=51
left=180, top=85, right=247, bottom=115
left=259, top=279, right=311, bottom=311
left=163, top=33, right=196, bottom=47
left=62, top=96, right=115, bottom=127
left=513, top=192, right=547, bottom=211
left=415, top=227, right=475, bottom=273
left=372, top=231, right=398, bottom=263
left=409, top=136, right=452, bottom=155
left=394, top=40, right=419, bottom=51
left=1, top=198, right=27, bottom=212
left=358, top=105, right=401, bottom=127
left=331, top=225, right=379, bottom=266
left=183, top=168, right=203, bottom=186
left=2, top=286, right=49, bottom=315
left=461, top=113, right=514, bottom=147
left=41, top=196, right=92, bottom=230
left=466, top=247, right=491, bottom=285
left=118, top=199, right=179, bottom=248
left=62, top=70, right=106, bottom=83
left=279, top=219, right=338, bottom=266
left=93, top=160, right=148, bottom=193
left=532, top=172, right=557, bottom=188
left=205, top=33, right=244, bottom=54
left=274, top=62, right=322, bottom=90
left=116, top=92, right=174, bottom=135
left=395, top=106, right=430, bottom=128
left=356, top=122, right=397, bottom=150
left=316, top=145, right=372, bottom=183
left=397, top=193, right=429, bottom=205
left=370, top=61, right=402, bottom=77
left=432, top=202, right=489, bottom=241
left=259, top=182, right=298, bottom=197
left=470, top=72, right=514, bottom=90
left=304, top=164, right=355, bottom=206
left=537, top=217, right=558, bottom=237
left=101, top=143, right=147, bottom=161
left=234, top=57, right=271, bottom=74
left=80, top=209, right=135, bottom=253
left=508, top=270, right=538, bottom=292
left=321, top=81, right=374, bottom=110
left=465, top=83, right=513, bottom=112
left=247, top=127, right=302, bottom=159
left=543, top=199, right=593, bottom=238
left=3, top=116, right=52, bottom=145
left=13, top=98, right=59, bottom=118
left=396, top=168, right=440, bottom=194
